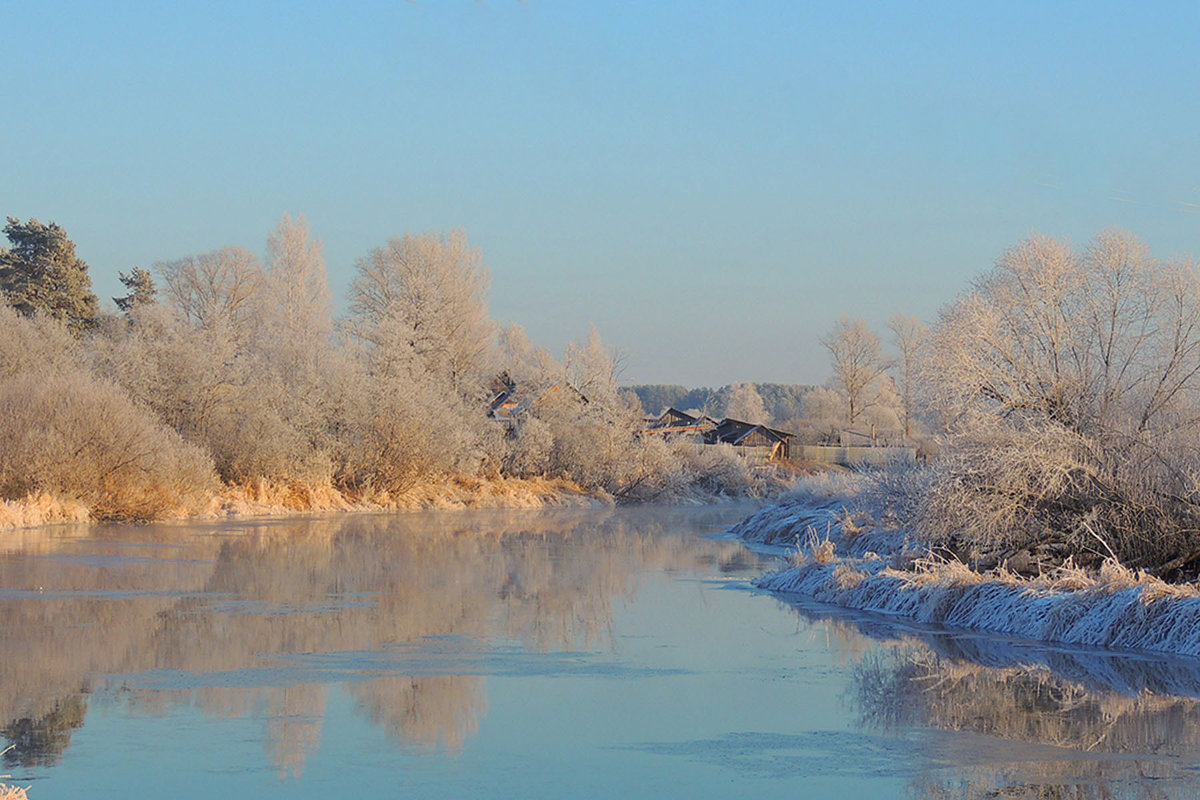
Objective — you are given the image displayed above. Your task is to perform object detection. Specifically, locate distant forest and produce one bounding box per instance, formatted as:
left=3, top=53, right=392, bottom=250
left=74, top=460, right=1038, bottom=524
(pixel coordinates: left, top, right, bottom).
left=625, top=383, right=814, bottom=429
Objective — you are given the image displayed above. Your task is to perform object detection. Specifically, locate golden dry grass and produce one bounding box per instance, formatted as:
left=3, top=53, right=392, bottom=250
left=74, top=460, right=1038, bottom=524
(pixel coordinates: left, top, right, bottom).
left=0, top=492, right=90, bottom=530
left=810, top=537, right=837, bottom=564
left=894, top=554, right=985, bottom=587
left=0, top=786, right=28, bottom=800
left=787, top=526, right=838, bottom=567
left=0, top=474, right=603, bottom=533
left=215, top=474, right=600, bottom=520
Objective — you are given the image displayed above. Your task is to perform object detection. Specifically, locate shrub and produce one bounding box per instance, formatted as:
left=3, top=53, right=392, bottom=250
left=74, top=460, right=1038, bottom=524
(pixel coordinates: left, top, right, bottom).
left=0, top=304, right=80, bottom=379
left=920, top=231, right=1200, bottom=574
left=0, top=372, right=215, bottom=520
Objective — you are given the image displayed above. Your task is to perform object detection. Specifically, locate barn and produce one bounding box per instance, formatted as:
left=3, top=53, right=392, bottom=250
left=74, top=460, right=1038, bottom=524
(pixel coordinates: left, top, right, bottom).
left=704, top=418, right=794, bottom=462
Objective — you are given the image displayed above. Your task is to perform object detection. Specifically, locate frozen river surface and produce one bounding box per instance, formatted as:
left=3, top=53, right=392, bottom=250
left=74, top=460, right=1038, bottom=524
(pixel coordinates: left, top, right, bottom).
left=3, top=505, right=1200, bottom=799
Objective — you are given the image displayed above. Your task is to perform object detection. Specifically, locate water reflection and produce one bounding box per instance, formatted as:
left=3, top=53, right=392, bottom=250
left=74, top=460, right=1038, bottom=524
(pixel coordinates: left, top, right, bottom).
left=0, top=506, right=750, bottom=776
left=779, top=599, right=1200, bottom=799
left=14, top=507, right=1200, bottom=797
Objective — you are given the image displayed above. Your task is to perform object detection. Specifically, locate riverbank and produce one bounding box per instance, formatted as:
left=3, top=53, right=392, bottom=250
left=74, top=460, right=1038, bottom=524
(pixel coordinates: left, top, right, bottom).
left=733, top=473, right=1200, bottom=657
left=0, top=466, right=794, bottom=531
left=0, top=475, right=606, bottom=531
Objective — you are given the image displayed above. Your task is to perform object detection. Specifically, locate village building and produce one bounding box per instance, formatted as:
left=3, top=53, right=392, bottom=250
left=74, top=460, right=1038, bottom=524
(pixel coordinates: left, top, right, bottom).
left=703, top=418, right=794, bottom=462
left=643, top=407, right=719, bottom=440
left=642, top=409, right=794, bottom=462
left=488, top=373, right=589, bottom=428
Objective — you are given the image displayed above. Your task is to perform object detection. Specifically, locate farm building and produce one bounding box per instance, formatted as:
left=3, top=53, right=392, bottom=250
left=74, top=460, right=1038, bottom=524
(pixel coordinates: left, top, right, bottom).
left=704, top=418, right=794, bottom=462
left=488, top=374, right=588, bottom=427
left=643, top=411, right=795, bottom=462
left=644, top=408, right=719, bottom=438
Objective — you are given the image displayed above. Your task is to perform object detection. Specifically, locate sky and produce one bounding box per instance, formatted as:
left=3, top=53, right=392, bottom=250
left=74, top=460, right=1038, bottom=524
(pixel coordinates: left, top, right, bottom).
left=4, top=1, right=1200, bottom=386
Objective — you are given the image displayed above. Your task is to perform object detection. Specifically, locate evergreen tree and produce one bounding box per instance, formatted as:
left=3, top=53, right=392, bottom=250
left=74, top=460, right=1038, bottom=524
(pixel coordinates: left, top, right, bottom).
left=114, top=266, right=157, bottom=313
left=0, top=217, right=99, bottom=331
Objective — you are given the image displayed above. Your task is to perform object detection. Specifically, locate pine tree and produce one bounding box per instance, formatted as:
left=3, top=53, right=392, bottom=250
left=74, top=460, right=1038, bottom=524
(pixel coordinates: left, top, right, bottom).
left=0, top=217, right=99, bottom=331
left=114, top=266, right=157, bottom=313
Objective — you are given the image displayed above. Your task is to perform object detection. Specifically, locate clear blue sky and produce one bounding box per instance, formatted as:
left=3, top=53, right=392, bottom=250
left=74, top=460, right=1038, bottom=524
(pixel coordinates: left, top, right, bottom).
left=5, top=1, right=1200, bottom=386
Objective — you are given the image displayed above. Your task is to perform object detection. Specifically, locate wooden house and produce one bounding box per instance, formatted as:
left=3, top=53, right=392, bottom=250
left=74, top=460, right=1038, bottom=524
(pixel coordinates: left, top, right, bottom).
left=643, top=408, right=719, bottom=442
left=704, top=418, right=794, bottom=462
left=489, top=378, right=588, bottom=427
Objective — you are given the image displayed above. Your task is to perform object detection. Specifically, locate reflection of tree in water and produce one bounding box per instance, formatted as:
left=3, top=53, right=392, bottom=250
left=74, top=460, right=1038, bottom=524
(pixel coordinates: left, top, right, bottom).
left=858, top=648, right=1200, bottom=751
left=348, top=676, right=486, bottom=752
left=782, top=600, right=1200, bottom=799
left=265, top=684, right=326, bottom=779
left=0, top=507, right=748, bottom=776
left=1, top=693, right=87, bottom=768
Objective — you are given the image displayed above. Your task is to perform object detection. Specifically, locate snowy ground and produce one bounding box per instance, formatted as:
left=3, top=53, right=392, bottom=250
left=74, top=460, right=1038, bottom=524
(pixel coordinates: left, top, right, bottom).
left=733, top=474, right=1200, bottom=658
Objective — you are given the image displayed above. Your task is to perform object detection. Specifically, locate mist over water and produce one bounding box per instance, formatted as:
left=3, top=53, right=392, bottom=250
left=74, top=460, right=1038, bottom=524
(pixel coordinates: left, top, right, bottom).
left=2, top=507, right=1199, bottom=798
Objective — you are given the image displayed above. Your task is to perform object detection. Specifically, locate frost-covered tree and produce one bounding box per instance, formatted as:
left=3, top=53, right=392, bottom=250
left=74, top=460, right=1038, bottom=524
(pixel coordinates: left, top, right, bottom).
left=925, top=230, right=1200, bottom=439
left=887, top=313, right=926, bottom=439
left=796, top=385, right=844, bottom=442
left=723, top=382, right=769, bottom=424
left=0, top=217, right=99, bottom=331
left=157, top=246, right=263, bottom=343
left=550, top=327, right=636, bottom=491
left=349, top=230, right=495, bottom=395
left=819, top=317, right=890, bottom=425
left=250, top=214, right=340, bottom=477
left=111, top=231, right=327, bottom=483
left=565, top=325, right=622, bottom=407
left=264, top=213, right=331, bottom=346
left=498, top=323, right=560, bottom=391
left=341, top=230, right=499, bottom=488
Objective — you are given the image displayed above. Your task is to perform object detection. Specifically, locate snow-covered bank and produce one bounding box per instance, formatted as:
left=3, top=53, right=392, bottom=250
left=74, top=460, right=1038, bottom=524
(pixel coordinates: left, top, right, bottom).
left=735, top=477, right=1200, bottom=658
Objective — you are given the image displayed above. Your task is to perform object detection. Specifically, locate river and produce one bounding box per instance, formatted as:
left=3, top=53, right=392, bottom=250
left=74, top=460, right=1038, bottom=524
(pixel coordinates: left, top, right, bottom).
left=2, top=505, right=1199, bottom=799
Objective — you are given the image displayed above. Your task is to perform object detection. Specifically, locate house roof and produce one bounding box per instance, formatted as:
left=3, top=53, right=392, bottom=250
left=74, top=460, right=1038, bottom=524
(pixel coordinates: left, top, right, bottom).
left=708, top=418, right=795, bottom=445
left=489, top=380, right=588, bottom=420
left=645, top=407, right=719, bottom=434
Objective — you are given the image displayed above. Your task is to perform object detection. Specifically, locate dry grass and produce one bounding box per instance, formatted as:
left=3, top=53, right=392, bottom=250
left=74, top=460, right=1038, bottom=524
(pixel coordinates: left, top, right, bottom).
left=0, top=785, right=29, bottom=800
left=387, top=475, right=598, bottom=510
left=894, top=554, right=985, bottom=587
left=810, top=536, right=837, bottom=564
left=788, top=526, right=838, bottom=566
left=836, top=508, right=869, bottom=539
left=0, top=492, right=89, bottom=530
left=221, top=478, right=354, bottom=513
left=832, top=563, right=867, bottom=589
left=214, top=474, right=601, bottom=520
left=2, top=474, right=604, bottom=531
left=880, top=550, right=1200, bottom=602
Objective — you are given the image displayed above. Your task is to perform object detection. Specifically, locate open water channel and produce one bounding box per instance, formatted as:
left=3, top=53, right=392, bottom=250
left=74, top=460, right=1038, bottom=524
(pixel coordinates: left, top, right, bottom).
left=2, top=505, right=1200, bottom=798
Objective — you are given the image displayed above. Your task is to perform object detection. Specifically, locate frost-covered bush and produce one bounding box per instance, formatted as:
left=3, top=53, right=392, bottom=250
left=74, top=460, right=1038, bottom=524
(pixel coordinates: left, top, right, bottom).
left=920, top=231, right=1200, bottom=575
left=0, top=305, right=81, bottom=379
left=0, top=371, right=214, bottom=519
left=675, top=442, right=758, bottom=498
left=501, top=416, right=554, bottom=477
left=917, top=422, right=1200, bottom=571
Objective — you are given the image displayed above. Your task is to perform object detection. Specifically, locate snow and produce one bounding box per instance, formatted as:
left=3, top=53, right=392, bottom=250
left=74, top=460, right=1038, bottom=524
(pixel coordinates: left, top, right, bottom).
left=736, top=488, right=1200, bottom=658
